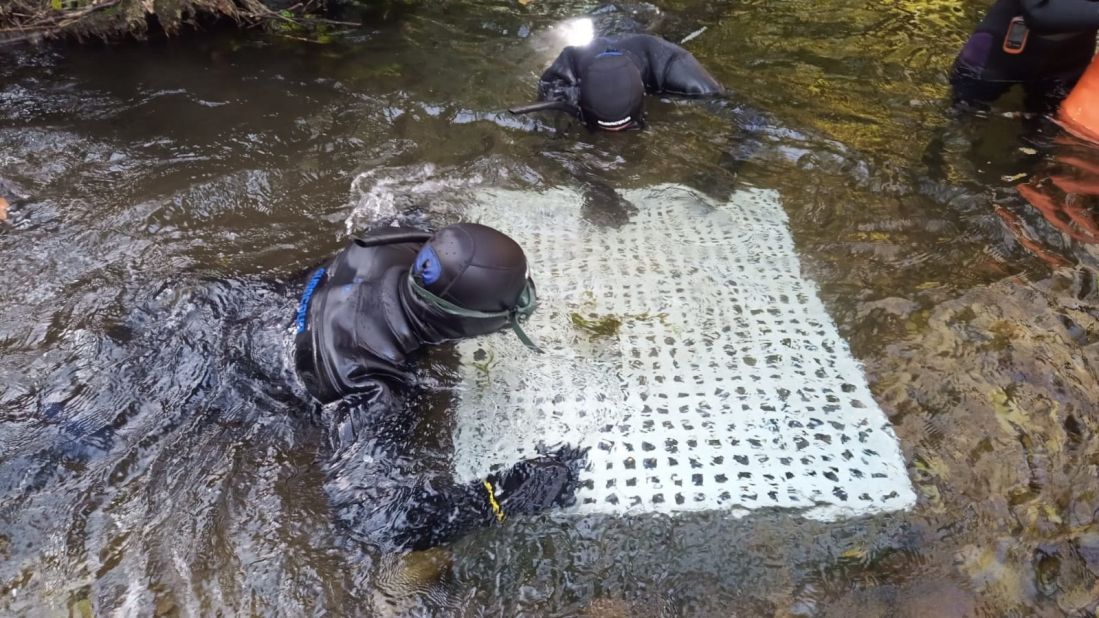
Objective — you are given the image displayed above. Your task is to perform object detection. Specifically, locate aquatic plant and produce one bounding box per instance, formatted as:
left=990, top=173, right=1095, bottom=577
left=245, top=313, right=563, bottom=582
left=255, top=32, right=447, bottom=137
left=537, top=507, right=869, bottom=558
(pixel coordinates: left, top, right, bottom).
left=568, top=311, right=668, bottom=338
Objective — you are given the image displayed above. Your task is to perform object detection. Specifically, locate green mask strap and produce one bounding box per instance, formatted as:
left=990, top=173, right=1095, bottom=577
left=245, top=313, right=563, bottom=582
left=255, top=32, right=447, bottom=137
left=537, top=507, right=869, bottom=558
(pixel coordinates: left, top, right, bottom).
left=408, top=274, right=543, bottom=354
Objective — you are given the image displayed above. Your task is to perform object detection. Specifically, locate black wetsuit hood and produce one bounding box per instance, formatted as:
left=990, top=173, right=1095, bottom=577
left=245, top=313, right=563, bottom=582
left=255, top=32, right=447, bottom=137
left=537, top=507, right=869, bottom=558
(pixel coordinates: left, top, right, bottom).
left=295, top=224, right=533, bottom=403
left=524, top=33, right=723, bottom=131
left=578, top=52, right=646, bottom=130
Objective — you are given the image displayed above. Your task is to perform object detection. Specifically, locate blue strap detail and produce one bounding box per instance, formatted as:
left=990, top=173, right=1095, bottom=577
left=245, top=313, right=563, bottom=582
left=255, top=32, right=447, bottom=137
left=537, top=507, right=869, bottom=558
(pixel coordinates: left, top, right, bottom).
left=596, top=49, right=623, bottom=57
left=296, top=267, right=327, bottom=334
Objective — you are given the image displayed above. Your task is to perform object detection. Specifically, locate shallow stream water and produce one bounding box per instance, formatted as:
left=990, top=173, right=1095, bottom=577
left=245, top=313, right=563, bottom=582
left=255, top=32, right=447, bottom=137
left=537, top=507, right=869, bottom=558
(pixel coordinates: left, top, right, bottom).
left=2, top=1, right=1098, bottom=615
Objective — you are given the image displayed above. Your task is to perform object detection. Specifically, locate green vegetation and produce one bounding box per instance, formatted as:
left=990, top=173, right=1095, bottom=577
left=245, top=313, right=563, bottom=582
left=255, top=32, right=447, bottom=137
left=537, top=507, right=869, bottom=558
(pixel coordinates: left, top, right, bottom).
left=569, top=312, right=623, bottom=338
left=569, top=311, right=668, bottom=339
left=470, top=349, right=497, bottom=376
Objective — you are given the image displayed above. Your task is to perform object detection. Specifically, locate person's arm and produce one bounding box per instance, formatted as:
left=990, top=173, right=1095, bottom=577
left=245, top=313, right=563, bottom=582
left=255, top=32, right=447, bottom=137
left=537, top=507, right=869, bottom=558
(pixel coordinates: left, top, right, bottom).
left=322, top=383, right=584, bottom=552
left=661, top=52, right=725, bottom=96
left=385, top=448, right=585, bottom=551
left=619, top=34, right=723, bottom=97
left=1021, top=0, right=1099, bottom=33
left=538, top=46, right=585, bottom=104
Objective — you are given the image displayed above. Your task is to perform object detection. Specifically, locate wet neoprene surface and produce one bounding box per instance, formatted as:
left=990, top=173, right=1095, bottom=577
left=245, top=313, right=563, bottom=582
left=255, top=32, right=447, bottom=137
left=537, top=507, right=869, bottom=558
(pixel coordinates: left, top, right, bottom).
left=955, top=0, right=1097, bottom=81
left=537, top=33, right=724, bottom=124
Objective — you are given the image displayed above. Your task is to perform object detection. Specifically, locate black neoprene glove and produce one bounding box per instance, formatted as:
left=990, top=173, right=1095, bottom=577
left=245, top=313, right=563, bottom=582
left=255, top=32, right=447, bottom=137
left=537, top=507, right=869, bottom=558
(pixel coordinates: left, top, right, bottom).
left=483, top=444, right=588, bottom=520
left=350, top=445, right=588, bottom=551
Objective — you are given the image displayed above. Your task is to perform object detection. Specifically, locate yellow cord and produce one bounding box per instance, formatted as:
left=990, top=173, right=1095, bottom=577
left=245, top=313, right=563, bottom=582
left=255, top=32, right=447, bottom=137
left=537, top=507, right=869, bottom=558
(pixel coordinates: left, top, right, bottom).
left=483, top=480, right=505, bottom=523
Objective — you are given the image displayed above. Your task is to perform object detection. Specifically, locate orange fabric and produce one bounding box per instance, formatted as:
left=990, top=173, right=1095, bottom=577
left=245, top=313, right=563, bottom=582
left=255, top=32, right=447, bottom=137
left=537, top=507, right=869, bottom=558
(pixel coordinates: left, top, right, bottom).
left=1055, top=155, right=1099, bottom=177
left=1061, top=201, right=1099, bottom=240
left=1049, top=173, right=1099, bottom=197
left=1060, top=54, right=1099, bottom=144
left=993, top=205, right=1073, bottom=268
left=1016, top=182, right=1097, bottom=242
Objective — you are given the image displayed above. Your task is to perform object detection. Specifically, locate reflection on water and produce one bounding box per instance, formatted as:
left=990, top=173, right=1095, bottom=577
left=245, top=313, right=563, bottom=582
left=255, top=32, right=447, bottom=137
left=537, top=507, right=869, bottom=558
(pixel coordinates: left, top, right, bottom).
left=1, top=1, right=1098, bottom=615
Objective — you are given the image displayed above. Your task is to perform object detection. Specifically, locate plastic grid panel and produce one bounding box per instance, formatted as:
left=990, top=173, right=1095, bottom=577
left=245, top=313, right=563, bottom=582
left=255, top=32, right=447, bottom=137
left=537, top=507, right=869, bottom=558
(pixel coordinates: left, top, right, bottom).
left=450, top=185, right=915, bottom=519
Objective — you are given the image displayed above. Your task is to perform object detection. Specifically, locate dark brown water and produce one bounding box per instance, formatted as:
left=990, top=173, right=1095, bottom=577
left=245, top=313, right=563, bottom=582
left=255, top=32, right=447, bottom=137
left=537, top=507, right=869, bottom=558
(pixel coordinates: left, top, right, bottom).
left=2, top=1, right=1098, bottom=615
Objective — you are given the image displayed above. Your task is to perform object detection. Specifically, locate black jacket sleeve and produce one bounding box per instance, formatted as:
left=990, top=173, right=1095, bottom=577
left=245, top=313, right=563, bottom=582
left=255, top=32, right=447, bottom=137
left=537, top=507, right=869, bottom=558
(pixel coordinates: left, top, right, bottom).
left=321, top=383, right=493, bottom=552
left=616, top=34, right=724, bottom=97
left=538, top=46, right=585, bottom=104
left=322, top=383, right=581, bottom=552
left=538, top=34, right=724, bottom=103
left=1022, top=0, right=1099, bottom=33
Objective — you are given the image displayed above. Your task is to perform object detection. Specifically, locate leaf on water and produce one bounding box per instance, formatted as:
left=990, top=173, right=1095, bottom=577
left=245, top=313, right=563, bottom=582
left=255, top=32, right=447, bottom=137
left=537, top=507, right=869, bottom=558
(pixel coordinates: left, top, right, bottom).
left=1001, top=173, right=1028, bottom=182
left=989, top=388, right=1027, bottom=434
left=51, top=0, right=62, bottom=9
left=518, top=0, right=531, bottom=5
left=1019, top=147, right=1038, bottom=155
left=839, top=547, right=867, bottom=561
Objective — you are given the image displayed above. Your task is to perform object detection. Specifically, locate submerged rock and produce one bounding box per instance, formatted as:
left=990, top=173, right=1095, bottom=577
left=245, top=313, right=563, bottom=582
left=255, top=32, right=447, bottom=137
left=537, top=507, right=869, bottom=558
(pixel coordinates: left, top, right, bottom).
left=0, top=177, right=26, bottom=201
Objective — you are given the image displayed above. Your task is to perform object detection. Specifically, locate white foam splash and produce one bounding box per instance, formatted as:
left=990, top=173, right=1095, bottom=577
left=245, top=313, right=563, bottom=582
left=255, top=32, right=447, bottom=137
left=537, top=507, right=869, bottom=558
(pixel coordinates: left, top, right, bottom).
left=344, top=164, right=484, bottom=235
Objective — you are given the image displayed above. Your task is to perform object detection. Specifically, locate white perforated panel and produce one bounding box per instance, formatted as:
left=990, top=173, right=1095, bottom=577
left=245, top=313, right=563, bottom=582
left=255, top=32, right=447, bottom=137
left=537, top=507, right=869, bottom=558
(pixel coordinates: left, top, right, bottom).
left=451, top=185, right=915, bottom=519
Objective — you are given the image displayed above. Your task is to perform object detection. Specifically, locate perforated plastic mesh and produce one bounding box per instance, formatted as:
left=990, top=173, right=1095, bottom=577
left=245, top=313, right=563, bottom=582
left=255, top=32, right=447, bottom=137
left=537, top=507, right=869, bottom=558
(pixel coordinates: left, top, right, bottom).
left=451, top=185, right=915, bottom=519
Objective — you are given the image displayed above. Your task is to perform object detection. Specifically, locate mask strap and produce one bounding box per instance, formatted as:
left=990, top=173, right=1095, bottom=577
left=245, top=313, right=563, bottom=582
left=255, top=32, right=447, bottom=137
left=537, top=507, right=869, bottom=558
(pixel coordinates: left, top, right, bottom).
left=509, top=280, right=541, bottom=353
left=408, top=274, right=543, bottom=353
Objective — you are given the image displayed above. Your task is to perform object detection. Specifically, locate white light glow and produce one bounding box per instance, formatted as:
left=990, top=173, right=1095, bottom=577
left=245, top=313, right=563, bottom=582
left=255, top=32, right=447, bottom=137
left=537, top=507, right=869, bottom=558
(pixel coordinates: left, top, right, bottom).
left=559, top=18, right=594, bottom=47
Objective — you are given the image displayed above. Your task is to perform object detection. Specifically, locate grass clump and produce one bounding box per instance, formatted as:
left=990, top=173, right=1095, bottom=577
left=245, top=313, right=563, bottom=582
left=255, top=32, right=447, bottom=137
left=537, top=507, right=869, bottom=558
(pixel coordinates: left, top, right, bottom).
left=0, top=0, right=341, bottom=44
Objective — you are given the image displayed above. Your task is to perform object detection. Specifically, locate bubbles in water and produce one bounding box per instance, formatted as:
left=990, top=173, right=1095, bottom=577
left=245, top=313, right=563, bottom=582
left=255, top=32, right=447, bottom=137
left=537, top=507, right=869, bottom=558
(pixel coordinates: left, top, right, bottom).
left=345, top=164, right=484, bottom=235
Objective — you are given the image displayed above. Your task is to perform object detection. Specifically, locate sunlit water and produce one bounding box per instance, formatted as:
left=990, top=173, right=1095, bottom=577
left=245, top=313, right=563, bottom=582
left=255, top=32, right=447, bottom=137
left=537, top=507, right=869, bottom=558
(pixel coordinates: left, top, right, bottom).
left=1, top=1, right=1098, bottom=615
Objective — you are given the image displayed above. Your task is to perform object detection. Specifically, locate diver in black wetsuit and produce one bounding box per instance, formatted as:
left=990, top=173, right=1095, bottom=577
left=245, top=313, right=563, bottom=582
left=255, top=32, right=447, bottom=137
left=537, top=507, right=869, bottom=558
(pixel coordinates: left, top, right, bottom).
left=951, top=0, right=1099, bottom=112
left=295, top=222, right=583, bottom=552
left=512, top=33, right=723, bottom=131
